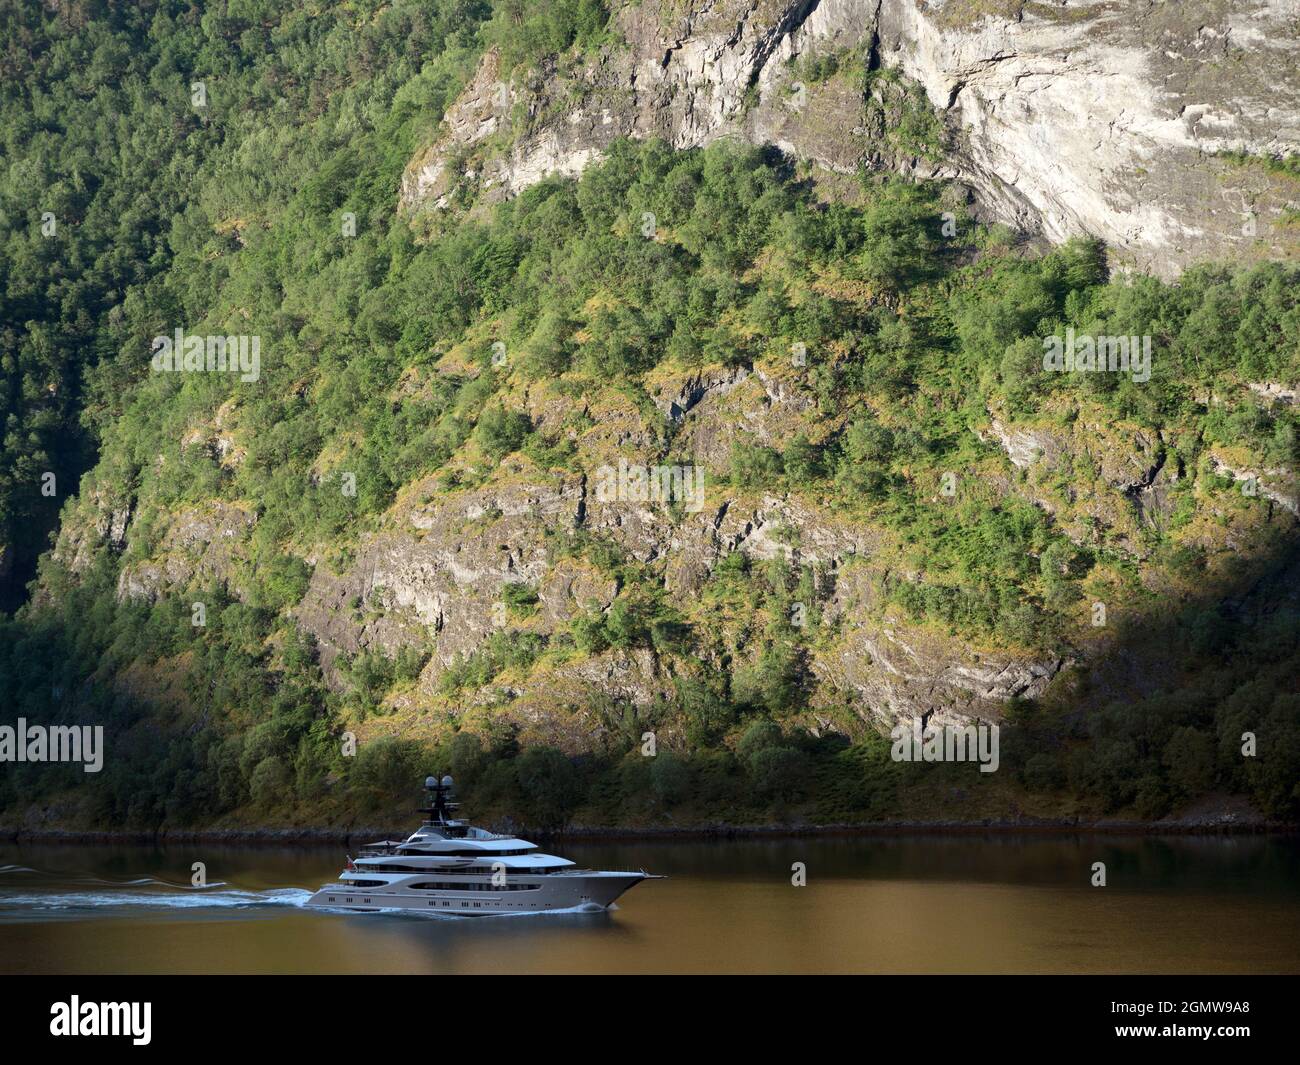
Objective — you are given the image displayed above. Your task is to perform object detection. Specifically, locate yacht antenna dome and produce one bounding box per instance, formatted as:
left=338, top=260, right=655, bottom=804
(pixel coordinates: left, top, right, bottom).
left=424, top=776, right=437, bottom=789
left=441, top=775, right=454, bottom=788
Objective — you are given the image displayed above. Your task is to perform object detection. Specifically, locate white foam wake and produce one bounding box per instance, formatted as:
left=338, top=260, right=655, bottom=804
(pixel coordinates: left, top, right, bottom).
left=0, top=885, right=313, bottom=917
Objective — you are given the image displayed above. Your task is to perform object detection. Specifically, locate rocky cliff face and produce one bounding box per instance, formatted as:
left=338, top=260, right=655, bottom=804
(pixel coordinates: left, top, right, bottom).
left=401, top=0, right=1300, bottom=278
left=286, top=460, right=1065, bottom=740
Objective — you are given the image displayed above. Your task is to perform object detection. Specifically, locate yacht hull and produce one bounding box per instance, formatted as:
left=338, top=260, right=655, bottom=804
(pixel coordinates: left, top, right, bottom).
left=305, top=871, right=649, bottom=915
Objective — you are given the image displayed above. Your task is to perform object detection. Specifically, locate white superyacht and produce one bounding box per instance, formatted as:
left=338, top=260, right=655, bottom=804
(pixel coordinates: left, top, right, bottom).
left=307, top=775, right=660, bottom=915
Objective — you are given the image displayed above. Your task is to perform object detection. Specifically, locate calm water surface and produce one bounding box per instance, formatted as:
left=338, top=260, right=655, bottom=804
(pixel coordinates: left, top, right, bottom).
left=0, top=836, right=1296, bottom=974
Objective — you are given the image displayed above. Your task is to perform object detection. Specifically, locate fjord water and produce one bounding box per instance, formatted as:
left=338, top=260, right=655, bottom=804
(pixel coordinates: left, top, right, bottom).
left=0, top=836, right=1296, bottom=974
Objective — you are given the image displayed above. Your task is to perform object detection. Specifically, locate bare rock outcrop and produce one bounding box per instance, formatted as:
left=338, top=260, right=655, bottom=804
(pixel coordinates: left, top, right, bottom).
left=295, top=465, right=873, bottom=690
left=401, top=0, right=1300, bottom=278
left=819, top=566, right=1063, bottom=725
left=1210, top=455, right=1300, bottom=517
left=116, top=503, right=256, bottom=604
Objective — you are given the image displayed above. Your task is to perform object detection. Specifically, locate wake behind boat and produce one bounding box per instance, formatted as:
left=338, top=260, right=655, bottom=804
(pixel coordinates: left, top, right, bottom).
left=307, top=775, right=661, bottom=915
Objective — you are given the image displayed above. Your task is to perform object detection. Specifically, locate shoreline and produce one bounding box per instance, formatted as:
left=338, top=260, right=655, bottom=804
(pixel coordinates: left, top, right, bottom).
left=2, top=817, right=1294, bottom=846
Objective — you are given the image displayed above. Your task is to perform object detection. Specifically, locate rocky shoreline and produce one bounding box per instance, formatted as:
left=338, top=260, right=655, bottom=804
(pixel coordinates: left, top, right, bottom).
left=2, top=816, right=1293, bottom=847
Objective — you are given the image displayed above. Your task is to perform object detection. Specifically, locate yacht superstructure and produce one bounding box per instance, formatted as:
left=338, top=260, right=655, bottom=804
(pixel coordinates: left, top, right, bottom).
left=307, top=775, right=659, bottom=915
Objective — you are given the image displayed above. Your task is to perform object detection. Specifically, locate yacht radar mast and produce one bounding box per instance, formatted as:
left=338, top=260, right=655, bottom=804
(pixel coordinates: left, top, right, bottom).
left=419, top=774, right=458, bottom=825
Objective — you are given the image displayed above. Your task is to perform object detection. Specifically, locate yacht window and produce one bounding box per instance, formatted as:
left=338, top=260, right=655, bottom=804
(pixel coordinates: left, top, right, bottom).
left=399, top=848, right=532, bottom=857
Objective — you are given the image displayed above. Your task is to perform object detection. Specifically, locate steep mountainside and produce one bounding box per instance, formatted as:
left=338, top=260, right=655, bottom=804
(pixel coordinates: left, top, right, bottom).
left=0, top=1, right=1297, bottom=833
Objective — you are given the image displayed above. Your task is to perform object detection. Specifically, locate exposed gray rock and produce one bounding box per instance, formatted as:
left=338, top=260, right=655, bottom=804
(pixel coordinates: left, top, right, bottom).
left=1210, top=455, right=1300, bottom=516
left=115, top=502, right=256, bottom=604
left=401, top=0, right=1300, bottom=278
left=819, top=566, right=1063, bottom=724
left=51, top=482, right=135, bottom=576
left=876, top=0, right=1300, bottom=276
left=986, top=417, right=1058, bottom=469
left=297, top=476, right=582, bottom=679
left=1248, top=380, right=1299, bottom=406
left=296, top=466, right=872, bottom=692
left=650, top=364, right=752, bottom=422
left=295, top=435, right=1061, bottom=726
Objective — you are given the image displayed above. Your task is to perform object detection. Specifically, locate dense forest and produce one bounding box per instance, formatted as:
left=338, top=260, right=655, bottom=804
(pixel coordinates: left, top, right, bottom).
left=0, top=1, right=1296, bottom=832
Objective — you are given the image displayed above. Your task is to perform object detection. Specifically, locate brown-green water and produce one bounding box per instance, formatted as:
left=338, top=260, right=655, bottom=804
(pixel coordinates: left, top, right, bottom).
left=0, top=835, right=1296, bottom=974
